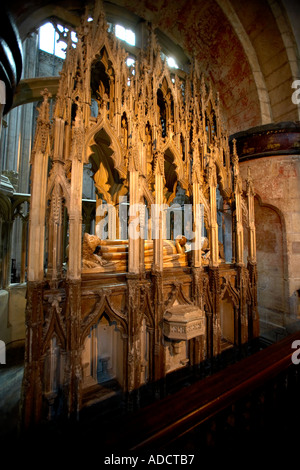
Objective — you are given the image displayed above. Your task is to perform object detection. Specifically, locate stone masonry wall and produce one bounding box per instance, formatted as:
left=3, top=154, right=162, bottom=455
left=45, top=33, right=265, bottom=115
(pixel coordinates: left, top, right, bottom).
left=240, top=153, right=300, bottom=341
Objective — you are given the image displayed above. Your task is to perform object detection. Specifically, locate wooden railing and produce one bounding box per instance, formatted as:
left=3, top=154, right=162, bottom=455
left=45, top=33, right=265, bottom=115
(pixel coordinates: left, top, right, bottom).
left=99, top=331, right=300, bottom=459
left=17, top=331, right=300, bottom=465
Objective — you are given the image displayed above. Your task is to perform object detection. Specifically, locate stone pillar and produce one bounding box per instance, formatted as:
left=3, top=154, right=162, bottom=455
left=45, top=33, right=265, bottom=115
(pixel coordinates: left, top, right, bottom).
left=1, top=219, right=13, bottom=288
left=232, top=141, right=248, bottom=343
left=66, top=279, right=82, bottom=419
left=27, top=89, right=51, bottom=282
left=248, top=262, right=259, bottom=338
left=232, top=139, right=244, bottom=265
left=0, top=97, right=4, bottom=142
left=152, top=270, right=165, bottom=385
left=191, top=149, right=205, bottom=366
left=18, top=34, right=38, bottom=194
left=20, top=217, right=27, bottom=283
left=153, top=151, right=164, bottom=272
left=192, top=267, right=206, bottom=365
left=245, top=166, right=259, bottom=338
left=108, top=202, right=116, bottom=239
left=47, top=117, right=65, bottom=280
left=206, top=310, right=213, bottom=360
left=139, top=200, right=146, bottom=273
left=127, top=276, right=142, bottom=394
left=1, top=106, right=21, bottom=172
left=209, top=266, right=221, bottom=356
left=21, top=90, right=51, bottom=428
left=67, top=116, right=84, bottom=280
left=21, top=281, right=44, bottom=428
left=152, top=151, right=165, bottom=387
left=66, top=108, right=84, bottom=419
left=237, top=265, right=248, bottom=344
left=192, top=147, right=203, bottom=268
left=246, top=167, right=256, bottom=264
left=208, top=158, right=219, bottom=267
left=128, top=148, right=140, bottom=274
left=95, top=199, right=106, bottom=239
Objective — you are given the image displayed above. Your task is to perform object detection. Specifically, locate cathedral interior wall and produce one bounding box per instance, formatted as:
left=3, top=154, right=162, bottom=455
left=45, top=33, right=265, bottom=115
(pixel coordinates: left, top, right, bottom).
left=240, top=153, right=300, bottom=340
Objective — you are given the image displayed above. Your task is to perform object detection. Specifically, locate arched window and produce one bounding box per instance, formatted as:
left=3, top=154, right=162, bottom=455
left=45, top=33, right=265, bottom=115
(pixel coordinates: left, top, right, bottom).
left=39, top=22, right=77, bottom=59
left=115, top=24, right=136, bottom=46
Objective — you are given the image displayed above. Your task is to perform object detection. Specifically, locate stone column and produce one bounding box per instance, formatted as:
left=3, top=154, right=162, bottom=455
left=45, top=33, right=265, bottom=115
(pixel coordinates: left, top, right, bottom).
left=20, top=281, right=44, bottom=428
left=209, top=266, right=221, bottom=356
left=128, top=148, right=140, bottom=274
left=246, top=167, right=259, bottom=338
left=27, top=89, right=51, bottom=282
left=0, top=81, right=4, bottom=141
left=231, top=140, right=247, bottom=343
left=1, top=219, right=13, bottom=288
left=47, top=118, right=65, bottom=280
left=127, top=277, right=142, bottom=396
left=139, top=200, right=146, bottom=273
left=152, top=151, right=165, bottom=387
left=208, top=158, right=219, bottom=267
left=66, top=108, right=84, bottom=419
left=206, top=310, right=213, bottom=360
left=191, top=148, right=205, bottom=366
left=232, top=139, right=244, bottom=265
left=246, top=167, right=256, bottom=264
left=153, top=151, right=164, bottom=272
left=67, top=115, right=84, bottom=280
left=20, top=217, right=28, bottom=283
left=18, top=34, right=38, bottom=194
left=237, top=265, right=248, bottom=344
left=192, top=147, right=203, bottom=268
left=22, top=90, right=52, bottom=428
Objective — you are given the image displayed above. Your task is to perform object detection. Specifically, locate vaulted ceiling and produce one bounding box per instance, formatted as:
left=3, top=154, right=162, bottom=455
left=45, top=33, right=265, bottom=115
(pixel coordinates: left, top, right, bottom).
left=7, top=0, right=300, bottom=134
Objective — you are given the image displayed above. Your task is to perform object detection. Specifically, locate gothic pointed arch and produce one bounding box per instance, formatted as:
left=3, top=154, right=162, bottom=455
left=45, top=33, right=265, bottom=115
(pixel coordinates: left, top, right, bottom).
left=43, top=297, right=67, bottom=353
left=80, top=293, right=128, bottom=344
left=85, top=118, right=127, bottom=179
left=164, top=282, right=193, bottom=310
left=46, top=171, right=70, bottom=210
left=220, top=280, right=240, bottom=307
left=162, top=141, right=186, bottom=187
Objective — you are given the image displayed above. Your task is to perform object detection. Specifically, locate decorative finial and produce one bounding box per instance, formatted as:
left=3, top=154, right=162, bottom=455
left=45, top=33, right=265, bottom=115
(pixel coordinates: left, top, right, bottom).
left=40, top=88, right=51, bottom=102
left=232, top=138, right=237, bottom=156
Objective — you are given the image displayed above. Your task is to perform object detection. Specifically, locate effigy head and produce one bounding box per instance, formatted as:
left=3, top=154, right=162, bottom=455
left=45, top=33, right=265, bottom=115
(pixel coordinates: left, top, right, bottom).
left=83, top=233, right=102, bottom=252
left=176, top=235, right=187, bottom=246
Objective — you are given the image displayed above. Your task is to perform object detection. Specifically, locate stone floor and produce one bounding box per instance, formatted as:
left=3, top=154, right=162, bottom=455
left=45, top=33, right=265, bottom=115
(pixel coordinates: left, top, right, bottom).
left=0, top=343, right=24, bottom=441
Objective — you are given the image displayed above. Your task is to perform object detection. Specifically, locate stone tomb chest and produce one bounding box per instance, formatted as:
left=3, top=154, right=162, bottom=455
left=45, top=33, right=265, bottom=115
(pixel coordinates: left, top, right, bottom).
left=163, top=304, right=205, bottom=341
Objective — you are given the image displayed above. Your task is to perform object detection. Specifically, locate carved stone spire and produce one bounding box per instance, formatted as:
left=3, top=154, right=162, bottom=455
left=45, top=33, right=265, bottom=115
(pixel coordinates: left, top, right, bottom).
left=246, top=166, right=255, bottom=197
left=231, top=137, right=238, bottom=166
left=31, top=88, right=51, bottom=160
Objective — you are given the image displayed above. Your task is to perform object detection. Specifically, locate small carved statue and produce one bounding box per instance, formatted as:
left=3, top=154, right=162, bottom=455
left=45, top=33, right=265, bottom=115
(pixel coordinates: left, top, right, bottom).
left=201, top=237, right=225, bottom=265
